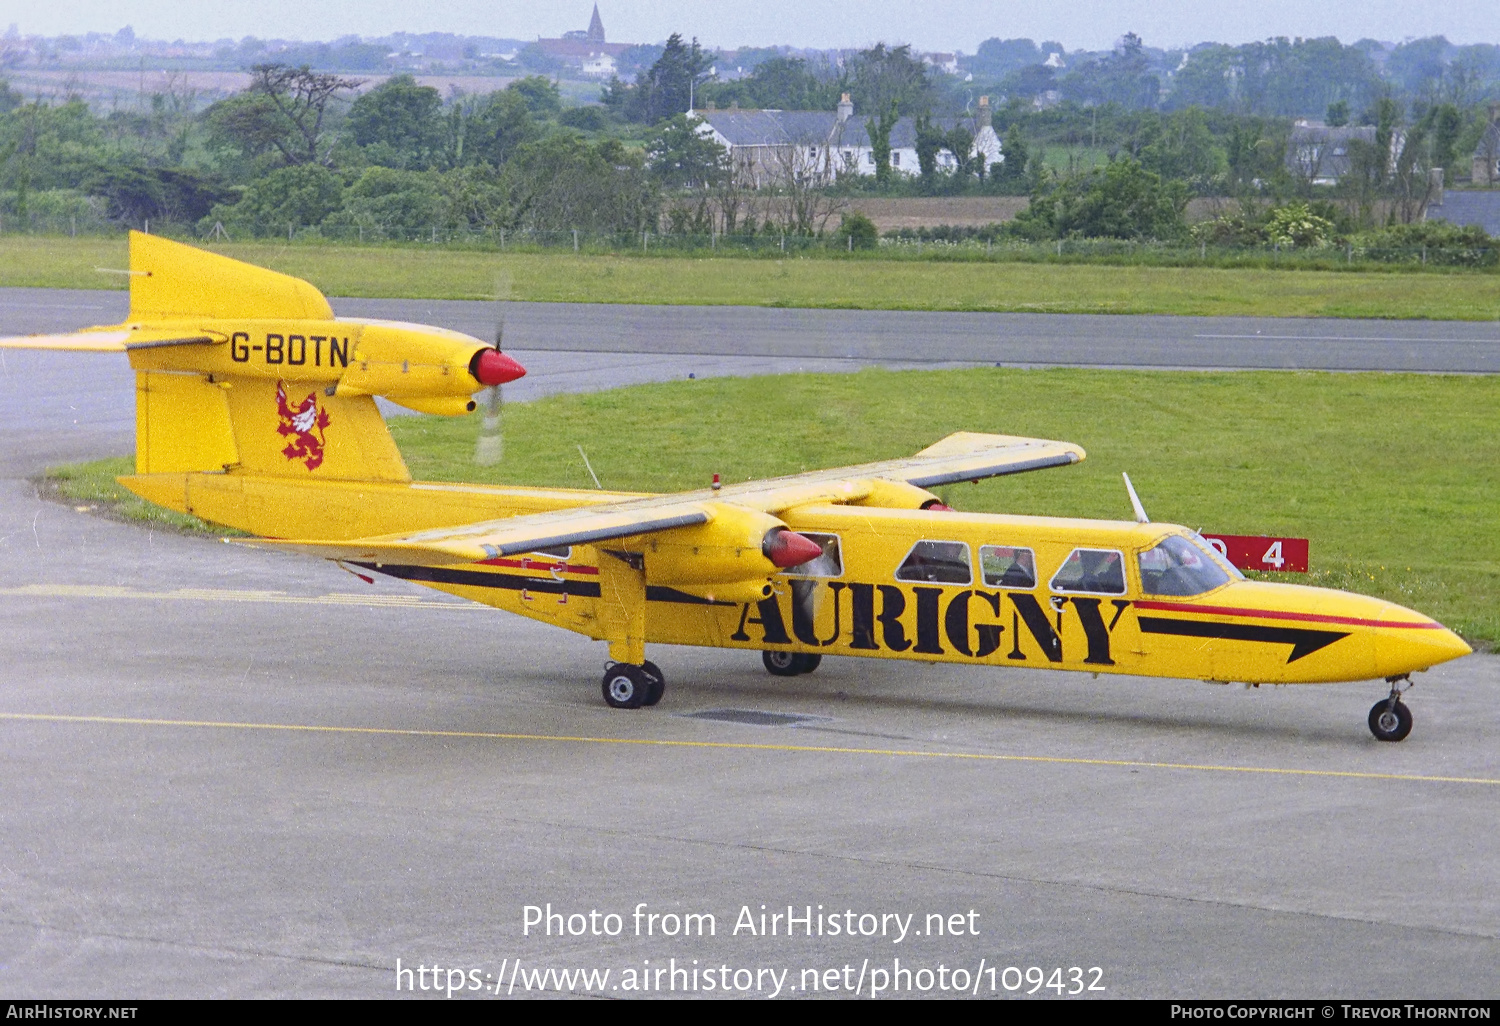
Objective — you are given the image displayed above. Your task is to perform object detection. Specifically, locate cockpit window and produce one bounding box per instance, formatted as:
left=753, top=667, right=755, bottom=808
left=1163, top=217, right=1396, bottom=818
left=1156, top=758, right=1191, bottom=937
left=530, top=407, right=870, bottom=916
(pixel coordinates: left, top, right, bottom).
left=1138, top=535, right=1232, bottom=596
left=1049, top=548, right=1127, bottom=595
left=895, top=540, right=973, bottom=585
left=979, top=545, right=1037, bottom=589
left=784, top=533, right=843, bottom=577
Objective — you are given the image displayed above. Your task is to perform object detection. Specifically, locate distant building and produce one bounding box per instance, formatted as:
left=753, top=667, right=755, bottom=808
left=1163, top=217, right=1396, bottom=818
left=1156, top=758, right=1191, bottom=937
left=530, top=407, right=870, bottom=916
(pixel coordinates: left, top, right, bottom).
left=923, top=52, right=959, bottom=75
left=691, top=94, right=1002, bottom=188
left=1286, top=122, right=1404, bottom=186
left=535, top=4, right=631, bottom=77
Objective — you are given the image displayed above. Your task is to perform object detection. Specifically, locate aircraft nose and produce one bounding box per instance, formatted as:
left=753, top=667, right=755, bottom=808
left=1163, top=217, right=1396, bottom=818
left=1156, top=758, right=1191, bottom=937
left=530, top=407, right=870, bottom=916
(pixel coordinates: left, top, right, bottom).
left=1373, top=621, right=1472, bottom=678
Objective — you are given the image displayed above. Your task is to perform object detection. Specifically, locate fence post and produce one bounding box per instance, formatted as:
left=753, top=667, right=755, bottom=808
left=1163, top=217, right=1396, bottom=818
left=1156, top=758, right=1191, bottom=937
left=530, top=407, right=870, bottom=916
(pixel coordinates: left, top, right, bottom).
left=848, top=234, right=852, bottom=253
left=1200, top=240, right=1206, bottom=260
left=1421, top=245, right=1427, bottom=266
left=573, top=229, right=579, bottom=253
left=643, top=231, right=648, bottom=251
left=1056, top=239, right=1062, bottom=257
left=1347, top=243, right=1352, bottom=264
left=780, top=234, right=785, bottom=253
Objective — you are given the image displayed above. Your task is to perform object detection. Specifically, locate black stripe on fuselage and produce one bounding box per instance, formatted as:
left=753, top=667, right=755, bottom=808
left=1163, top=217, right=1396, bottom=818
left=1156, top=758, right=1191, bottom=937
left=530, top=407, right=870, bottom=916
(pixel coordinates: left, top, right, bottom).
left=1137, top=616, right=1349, bottom=663
left=353, top=563, right=732, bottom=606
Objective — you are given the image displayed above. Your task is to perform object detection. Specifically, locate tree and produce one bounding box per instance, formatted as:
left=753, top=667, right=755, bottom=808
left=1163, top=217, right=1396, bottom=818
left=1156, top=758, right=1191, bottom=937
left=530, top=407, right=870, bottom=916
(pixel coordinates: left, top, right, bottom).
left=1326, top=100, right=1350, bottom=127
left=646, top=115, right=728, bottom=188
left=1010, top=158, right=1187, bottom=241
left=998, top=124, right=1030, bottom=191
left=204, top=163, right=345, bottom=235
left=629, top=34, right=712, bottom=124
left=507, top=76, right=562, bottom=118
left=348, top=74, right=444, bottom=170
left=865, top=101, right=898, bottom=187
left=846, top=44, right=933, bottom=118
left=914, top=114, right=945, bottom=190
left=834, top=210, right=879, bottom=249
left=458, top=89, right=543, bottom=167
left=208, top=64, right=362, bottom=167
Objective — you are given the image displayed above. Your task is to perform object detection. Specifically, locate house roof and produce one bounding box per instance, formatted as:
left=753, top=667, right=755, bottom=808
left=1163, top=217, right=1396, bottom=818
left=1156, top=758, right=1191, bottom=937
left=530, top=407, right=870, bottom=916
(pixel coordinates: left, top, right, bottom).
left=1427, top=190, right=1500, bottom=235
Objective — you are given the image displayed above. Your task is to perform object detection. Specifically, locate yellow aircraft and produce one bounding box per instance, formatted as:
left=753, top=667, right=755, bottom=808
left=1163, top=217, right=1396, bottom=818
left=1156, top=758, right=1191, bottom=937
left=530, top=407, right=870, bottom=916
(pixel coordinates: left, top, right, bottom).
left=3, top=233, right=1470, bottom=741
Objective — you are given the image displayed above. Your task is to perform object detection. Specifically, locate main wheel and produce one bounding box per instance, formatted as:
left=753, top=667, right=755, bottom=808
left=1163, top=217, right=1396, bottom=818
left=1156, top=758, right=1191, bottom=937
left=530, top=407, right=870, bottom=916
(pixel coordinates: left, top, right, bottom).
left=762, top=650, right=802, bottom=677
left=1368, top=698, right=1413, bottom=742
left=793, top=653, right=822, bottom=675
left=641, top=660, right=666, bottom=707
left=602, top=664, right=649, bottom=709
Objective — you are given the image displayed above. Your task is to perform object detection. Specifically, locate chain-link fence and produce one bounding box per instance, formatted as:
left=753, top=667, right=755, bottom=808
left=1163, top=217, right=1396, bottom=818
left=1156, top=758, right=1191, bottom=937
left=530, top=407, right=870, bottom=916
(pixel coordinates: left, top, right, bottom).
left=2, top=215, right=1495, bottom=270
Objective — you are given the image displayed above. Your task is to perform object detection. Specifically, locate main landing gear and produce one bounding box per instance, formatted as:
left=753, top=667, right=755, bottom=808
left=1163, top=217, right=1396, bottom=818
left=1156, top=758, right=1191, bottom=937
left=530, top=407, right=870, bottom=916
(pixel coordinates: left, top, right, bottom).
left=762, top=650, right=822, bottom=677
left=601, top=660, right=665, bottom=709
left=1368, top=675, right=1414, bottom=742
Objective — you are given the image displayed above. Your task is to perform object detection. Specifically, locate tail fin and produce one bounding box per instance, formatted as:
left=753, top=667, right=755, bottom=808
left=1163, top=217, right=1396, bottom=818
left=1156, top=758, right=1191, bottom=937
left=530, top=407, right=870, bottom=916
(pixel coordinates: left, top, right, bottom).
left=127, top=231, right=333, bottom=322
left=5, top=233, right=520, bottom=520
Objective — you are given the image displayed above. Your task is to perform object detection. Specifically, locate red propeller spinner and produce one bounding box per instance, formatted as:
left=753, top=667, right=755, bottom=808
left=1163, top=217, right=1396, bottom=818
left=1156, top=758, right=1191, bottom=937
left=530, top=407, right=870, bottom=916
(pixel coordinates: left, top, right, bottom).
left=763, top=528, right=825, bottom=569
left=470, top=348, right=527, bottom=386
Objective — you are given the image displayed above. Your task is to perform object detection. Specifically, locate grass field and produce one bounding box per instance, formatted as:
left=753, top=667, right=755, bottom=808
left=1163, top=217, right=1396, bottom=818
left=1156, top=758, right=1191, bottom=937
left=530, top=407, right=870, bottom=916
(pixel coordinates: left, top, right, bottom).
left=48, top=368, right=1500, bottom=645
left=6, top=236, right=1500, bottom=319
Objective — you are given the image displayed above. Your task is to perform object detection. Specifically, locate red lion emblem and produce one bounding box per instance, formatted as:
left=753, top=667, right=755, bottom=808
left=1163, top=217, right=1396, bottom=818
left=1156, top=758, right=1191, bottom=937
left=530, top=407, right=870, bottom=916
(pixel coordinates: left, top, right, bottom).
left=276, top=381, right=330, bottom=471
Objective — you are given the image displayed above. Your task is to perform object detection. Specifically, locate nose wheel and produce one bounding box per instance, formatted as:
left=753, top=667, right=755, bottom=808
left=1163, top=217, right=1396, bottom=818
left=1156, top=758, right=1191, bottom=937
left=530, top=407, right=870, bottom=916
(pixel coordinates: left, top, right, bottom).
left=762, top=651, right=821, bottom=676
left=601, top=661, right=665, bottom=709
left=1368, top=676, right=1414, bottom=742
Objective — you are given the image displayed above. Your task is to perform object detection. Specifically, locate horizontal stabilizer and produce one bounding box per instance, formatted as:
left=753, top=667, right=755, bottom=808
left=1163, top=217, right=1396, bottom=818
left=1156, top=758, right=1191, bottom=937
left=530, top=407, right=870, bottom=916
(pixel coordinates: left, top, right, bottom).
left=0, top=328, right=216, bottom=352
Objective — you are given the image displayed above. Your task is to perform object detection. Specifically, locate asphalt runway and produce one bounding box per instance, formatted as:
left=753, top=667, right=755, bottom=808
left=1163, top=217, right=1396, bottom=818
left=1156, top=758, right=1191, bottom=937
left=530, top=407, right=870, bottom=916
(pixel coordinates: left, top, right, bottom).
left=1, top=289, right=1497, bottom=998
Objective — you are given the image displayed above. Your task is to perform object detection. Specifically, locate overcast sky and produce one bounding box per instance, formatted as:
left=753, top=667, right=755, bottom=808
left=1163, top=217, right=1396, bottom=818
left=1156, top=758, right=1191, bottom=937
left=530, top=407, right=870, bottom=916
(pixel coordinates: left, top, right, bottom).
left=9, top=0, right=1500, bottom=53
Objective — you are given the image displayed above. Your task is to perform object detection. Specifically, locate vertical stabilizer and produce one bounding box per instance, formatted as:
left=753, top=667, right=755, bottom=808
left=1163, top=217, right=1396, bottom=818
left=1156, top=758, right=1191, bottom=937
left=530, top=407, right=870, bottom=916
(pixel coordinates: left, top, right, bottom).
left=127, top=231, right=334, bottom=322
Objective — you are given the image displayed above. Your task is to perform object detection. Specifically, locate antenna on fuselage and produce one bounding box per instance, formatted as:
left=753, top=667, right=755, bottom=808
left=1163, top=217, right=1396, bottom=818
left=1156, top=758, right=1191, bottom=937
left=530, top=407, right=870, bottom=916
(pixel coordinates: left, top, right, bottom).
left=1122, top=472, right=1150, bottom=523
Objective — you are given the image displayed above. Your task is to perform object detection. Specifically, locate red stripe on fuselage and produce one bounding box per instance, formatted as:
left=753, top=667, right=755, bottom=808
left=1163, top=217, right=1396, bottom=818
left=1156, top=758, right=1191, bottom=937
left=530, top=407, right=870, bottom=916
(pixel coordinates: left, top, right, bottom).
left=1133, top=600, right=1440, bottom=630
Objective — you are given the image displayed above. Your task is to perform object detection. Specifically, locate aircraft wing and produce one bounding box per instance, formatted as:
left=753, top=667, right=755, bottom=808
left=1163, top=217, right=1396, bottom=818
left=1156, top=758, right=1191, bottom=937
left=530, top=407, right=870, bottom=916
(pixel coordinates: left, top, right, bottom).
left=0, top=328, right=216, bottom=351
left=234, top=432, right=1084, bottom=567
left=719, top=431, right=1086, bottom=510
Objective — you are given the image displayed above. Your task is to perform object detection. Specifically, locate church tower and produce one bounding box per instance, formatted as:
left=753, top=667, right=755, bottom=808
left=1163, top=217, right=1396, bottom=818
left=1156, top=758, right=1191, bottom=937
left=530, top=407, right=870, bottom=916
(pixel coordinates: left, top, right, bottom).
left=586, top=4, right=606, bottom=44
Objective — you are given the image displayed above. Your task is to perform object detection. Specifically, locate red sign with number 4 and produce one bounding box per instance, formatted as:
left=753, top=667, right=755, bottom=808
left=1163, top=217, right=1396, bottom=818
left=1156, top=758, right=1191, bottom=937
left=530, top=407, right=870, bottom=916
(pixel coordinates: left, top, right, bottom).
left=1199, top=534, right=1309, bottom=573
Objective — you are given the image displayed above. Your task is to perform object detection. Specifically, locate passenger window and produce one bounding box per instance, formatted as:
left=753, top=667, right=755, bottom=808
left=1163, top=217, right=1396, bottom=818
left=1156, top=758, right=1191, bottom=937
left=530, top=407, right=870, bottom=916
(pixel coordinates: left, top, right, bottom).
left=784, top=533, right=843, bottom=577
left=979, top=545, right=1037, bottom=589
left=895, top=540, right=972, bottom=585
left=1049, top=548, right=1126, bottom=595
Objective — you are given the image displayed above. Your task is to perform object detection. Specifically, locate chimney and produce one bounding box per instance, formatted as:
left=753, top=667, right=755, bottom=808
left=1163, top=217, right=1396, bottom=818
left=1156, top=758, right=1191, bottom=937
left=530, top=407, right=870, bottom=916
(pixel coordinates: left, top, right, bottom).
left=837, top=92, right=853, bottom=123
left=975, top=95, right=991, bottom=130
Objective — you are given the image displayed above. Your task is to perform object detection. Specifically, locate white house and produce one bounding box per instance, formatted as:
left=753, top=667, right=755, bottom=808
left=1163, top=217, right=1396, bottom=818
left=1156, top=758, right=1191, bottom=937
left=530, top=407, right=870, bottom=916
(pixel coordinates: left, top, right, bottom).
left=691, top=94, right=1002, bottom=188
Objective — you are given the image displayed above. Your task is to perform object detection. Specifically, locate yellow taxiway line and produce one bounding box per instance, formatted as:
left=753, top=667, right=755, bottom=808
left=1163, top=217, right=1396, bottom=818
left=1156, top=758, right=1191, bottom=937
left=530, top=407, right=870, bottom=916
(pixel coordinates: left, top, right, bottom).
left=2, top=711, right=1497, bottom=787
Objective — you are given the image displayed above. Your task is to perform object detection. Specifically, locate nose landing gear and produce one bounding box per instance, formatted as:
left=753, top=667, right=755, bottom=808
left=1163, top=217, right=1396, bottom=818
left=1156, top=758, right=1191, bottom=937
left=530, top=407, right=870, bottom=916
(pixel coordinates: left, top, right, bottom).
left=1368, top=676, right=1414, bottom=742
left=762, top=650, right=822, bottom=676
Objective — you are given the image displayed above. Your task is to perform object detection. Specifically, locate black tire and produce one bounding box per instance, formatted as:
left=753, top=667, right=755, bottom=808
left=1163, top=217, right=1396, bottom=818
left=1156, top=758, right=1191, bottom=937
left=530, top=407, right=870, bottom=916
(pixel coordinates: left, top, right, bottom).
left=793, top=653, right=822, bottom=675
left=602, top=664, right=648, bottom=709
left=641, top=660, right=665, bottom=707
left=1368, top=698, right=1413, bottom=742
left=762, top=650, right=802, bottom=677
